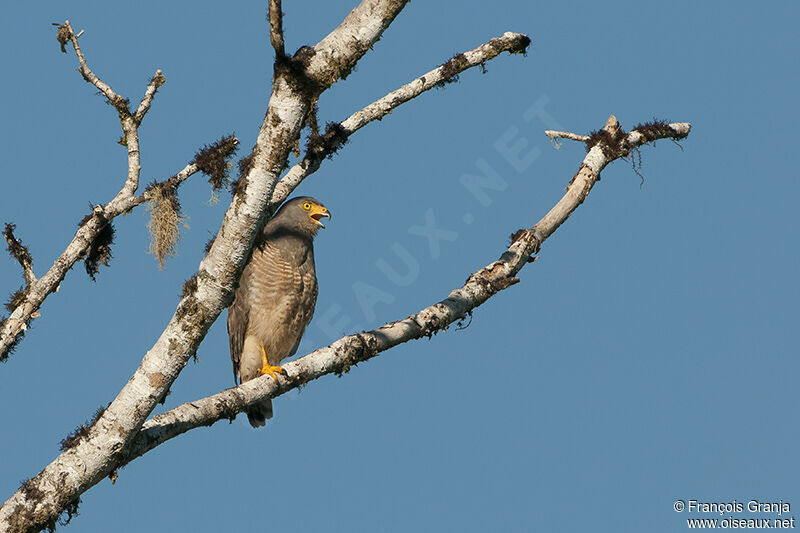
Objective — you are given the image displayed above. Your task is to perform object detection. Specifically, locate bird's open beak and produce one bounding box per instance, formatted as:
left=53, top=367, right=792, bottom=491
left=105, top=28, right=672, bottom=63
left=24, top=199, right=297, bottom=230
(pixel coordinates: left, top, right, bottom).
left=310, top=205, right=331, bottom=228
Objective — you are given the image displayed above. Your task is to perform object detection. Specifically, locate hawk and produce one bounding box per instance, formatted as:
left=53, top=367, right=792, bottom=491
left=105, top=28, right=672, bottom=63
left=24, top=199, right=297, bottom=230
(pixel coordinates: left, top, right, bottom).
left=227, top=196, right=330, bottom=427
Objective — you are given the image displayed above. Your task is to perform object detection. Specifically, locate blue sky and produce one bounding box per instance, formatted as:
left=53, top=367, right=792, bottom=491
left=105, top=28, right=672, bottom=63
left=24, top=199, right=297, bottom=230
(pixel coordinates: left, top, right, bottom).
left=1, top=1, right=798, bottom=531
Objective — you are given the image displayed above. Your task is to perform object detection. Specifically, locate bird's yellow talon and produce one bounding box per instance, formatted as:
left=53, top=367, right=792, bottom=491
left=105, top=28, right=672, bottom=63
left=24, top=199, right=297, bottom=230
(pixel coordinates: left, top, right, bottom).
left=258, top=346, right=285, bottom=381
left=258, top=363, right=286, bottom=381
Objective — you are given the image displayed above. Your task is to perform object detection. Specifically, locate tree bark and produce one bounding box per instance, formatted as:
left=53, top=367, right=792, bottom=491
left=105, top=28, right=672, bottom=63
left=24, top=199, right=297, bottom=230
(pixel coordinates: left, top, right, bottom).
left=0, top=3, right=690, bottom=532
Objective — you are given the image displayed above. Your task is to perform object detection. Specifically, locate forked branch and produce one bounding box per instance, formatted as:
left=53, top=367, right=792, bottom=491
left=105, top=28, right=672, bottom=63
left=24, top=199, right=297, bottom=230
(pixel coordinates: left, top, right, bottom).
left=127, top=116, right=691, bottom=458
left=61, top=21, right=124, bottom=108
left=0, top=24, right=227, bottom=362
left=0, top=4, right=418, bottom=530
left=270, top=31, right=531, bottom=211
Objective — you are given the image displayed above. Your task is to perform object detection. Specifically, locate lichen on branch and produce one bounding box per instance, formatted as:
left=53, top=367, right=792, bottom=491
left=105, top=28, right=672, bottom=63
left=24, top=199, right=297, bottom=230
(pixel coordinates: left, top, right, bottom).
left=145, top=184, right=188, bottom=270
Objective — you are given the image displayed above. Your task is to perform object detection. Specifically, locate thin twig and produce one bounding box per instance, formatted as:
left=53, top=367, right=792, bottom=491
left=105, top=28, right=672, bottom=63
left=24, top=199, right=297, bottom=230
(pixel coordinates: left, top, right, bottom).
left=64, top=21, right=125, bottom=109
left=125, top=162, right=202, bottom=210
left=0, top=23, right=183, bottom=360
left=268, top=0, right=285, bottom=57
left=2, top=224, right=36, bottom=287
left=134, top=69, right=166, bottom=124
left=545, top=130, right=590, bottom=142
left=0, top=149, right=213, bottom=361
left=63, top=20, right=160, bottom=196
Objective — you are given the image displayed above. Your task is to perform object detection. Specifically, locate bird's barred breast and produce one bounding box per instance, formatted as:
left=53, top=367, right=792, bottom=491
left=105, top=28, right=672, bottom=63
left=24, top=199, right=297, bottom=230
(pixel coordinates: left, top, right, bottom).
left=245, top=243, right=316, bottom=363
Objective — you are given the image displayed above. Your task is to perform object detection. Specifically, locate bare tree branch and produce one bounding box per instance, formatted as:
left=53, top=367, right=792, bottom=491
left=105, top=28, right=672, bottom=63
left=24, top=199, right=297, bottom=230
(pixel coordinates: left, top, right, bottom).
left=268, top=0, right=285, bottom=57
left=0, top=2, right=692, bottom=529
left=62, top=21, right=122, bottom=106
left=271, top=31, right=531, bottom=210
left=134, top=70, right=166, bottom=124
left=0, top=24, right=232, bottom=361
left=545, top=130, right=590, bottom=142
left=62, top=20, right=150, bottom=197
left=122, top=117, right=691, bottom=464
left=0, top=155, right=210, bottom=362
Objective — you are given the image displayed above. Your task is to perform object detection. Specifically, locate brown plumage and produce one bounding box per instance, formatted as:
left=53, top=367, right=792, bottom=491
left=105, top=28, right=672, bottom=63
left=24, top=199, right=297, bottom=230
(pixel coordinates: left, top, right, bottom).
left=228, top=197, right=330, bottom=427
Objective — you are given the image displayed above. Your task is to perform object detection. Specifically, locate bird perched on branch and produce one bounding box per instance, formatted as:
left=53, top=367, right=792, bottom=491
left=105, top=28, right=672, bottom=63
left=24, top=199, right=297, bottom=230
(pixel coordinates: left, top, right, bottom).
left=227, top=196, right=330, bottom=427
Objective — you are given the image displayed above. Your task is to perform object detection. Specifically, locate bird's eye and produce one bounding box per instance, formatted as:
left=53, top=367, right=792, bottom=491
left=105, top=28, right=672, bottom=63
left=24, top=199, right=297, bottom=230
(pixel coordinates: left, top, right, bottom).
left=303, top=202, right=312, bottom=210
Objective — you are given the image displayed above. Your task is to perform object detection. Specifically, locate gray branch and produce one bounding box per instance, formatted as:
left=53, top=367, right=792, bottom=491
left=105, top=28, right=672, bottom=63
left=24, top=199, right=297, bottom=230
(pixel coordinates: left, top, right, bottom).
left=2, top=224, right=36, bottom=287
left=271, top=31, right=531, bottom=209
left=130, top=118, right=691, bottom=465
left=269, top=0, right=285, bottom=57
left=0, top=5, right=688, bottom=533
left=0, top=23, right=173, bottom=361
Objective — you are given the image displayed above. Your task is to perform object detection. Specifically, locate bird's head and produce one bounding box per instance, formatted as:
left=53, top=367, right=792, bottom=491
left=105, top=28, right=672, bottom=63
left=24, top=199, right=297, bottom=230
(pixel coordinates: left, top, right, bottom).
left=270, top=196, right=331, bottom=237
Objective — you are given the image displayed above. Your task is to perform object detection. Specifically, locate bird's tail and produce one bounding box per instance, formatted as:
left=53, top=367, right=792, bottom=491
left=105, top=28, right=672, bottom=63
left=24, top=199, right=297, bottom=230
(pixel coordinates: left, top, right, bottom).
left=247, top=399, right=273, bottom=428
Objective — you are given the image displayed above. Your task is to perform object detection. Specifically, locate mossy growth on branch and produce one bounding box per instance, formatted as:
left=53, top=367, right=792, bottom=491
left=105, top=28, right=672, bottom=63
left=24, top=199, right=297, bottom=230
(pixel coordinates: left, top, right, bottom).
left=305, top=122, right=349, bottom=159
left=230, top=147, right=257, bottom=197
left=509, top=35, right=532, bottom=55
left=105, top=96, right=131, bottom=116
left=56, top=497, right=81, bottom=530
left=633, top=118, right=687, bottom=141
left=3, top=223, right=33, bottom=272
left=84, top=221, right=115, bottom=281
left=59, top=406, right=107, bottom=452
left=435, top=53, right=468, bottom=88
left=10, top=475, right=81, bottom=532
left=305, top=102, right=320, bottom=139
left=0, top=327, right=23, bottom=363
left=182, top=274, right=198, bottom=298
left=584, top=126, right=629, bottom=160
left=203, top=236, right=216, bottom=255
left=191, top=135, right=239, bottom=192
left=53, top=22, right=71, bottom=53
left=5, top=287, right=26, bottom=313
left=509, top=229, right=527, bottom=245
